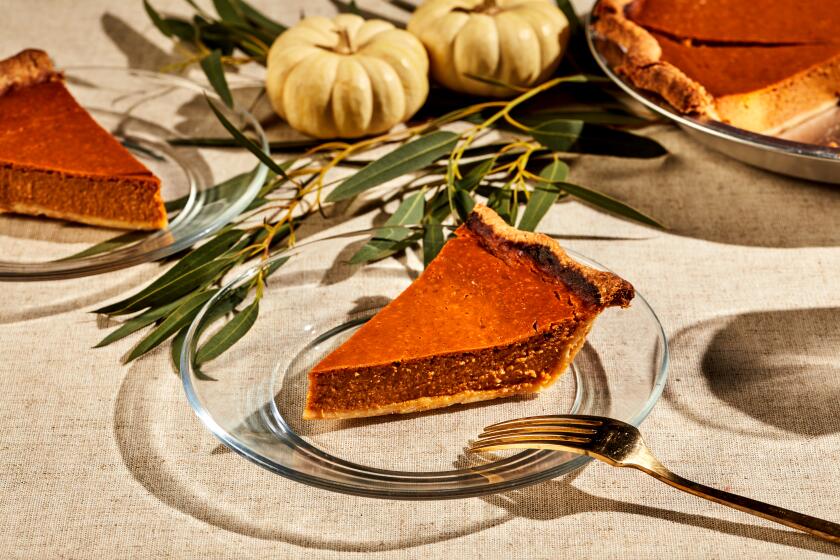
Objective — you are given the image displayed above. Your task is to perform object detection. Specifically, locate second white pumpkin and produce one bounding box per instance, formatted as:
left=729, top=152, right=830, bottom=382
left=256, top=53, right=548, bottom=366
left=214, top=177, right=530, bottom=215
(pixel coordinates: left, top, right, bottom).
left=408, top=0, right=570, bottom=97
left=266, top=14, right=429, bottom=139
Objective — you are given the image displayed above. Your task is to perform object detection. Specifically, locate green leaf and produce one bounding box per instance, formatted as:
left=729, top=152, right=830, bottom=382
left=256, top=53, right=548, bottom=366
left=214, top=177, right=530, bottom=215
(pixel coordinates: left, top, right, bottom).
left=200, top=50, right=234, bottom=108
left=57, top=231, right=147, bottom=262
left=171, top=286, right=249, bottom=373
left=94, top=294, right=190, bottom=348
left=487, top=186, right=514, bottom=224
left=164, top=18, right=198, bottom=42
left=348, top=232, right=421, bottom=265
left=387, top=188, right=426, bottom=225
left=171, top=326, right=189, bottom=374
left=144, top=0, right=174, bottom=37
left=326, top=131, right=459, bottom=202
left=125, top=289, right=218, bottom=362
left=95, top=229, right=246, bottom=315
left=196, top=300, right=259, bottom=364
left=452, top=189, right=476, bottom=222
left=518, top=161, right=568, bottom=232
left=213, top=0, right=247, bottom=25
left=531, top=119, right=585, bottom=152
left=350, top=189, right=425, bottom=264
left=422, top=219, right=445, bottom=267
left=455, top=157, right=495, bottom=192
left=207, top=96, right=290, bottom=181
left=558, top=181, right=664, bottom=228
left=237, top=0, right=286, bottom=37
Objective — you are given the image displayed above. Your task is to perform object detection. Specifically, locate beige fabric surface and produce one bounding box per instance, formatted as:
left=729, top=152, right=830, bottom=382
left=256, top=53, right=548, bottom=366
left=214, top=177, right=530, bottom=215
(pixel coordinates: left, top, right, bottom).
left=1, top=1, right=839, bottom=558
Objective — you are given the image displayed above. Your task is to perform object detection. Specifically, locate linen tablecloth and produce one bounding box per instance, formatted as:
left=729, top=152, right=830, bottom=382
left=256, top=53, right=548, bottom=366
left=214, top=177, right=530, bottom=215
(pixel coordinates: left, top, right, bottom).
left=1, top=1, right=838, bottom=558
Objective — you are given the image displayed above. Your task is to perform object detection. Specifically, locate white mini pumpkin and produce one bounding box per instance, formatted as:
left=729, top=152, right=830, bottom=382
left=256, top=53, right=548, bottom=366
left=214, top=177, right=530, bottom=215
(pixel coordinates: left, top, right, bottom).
left=266, top=14, right=430, bottom=139
left=408, top=0, right=570, bottom=97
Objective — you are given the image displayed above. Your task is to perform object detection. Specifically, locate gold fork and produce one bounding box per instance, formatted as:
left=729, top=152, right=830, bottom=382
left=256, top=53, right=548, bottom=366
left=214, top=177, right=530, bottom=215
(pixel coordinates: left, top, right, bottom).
left=469, top=414, right=840, bottom=543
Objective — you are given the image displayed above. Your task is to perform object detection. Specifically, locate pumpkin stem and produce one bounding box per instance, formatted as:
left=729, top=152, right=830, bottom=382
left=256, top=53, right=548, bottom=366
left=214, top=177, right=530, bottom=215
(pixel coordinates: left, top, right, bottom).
left=334, top=27, right=355, bottom=54
left=479, top=0, right=501, bottom=14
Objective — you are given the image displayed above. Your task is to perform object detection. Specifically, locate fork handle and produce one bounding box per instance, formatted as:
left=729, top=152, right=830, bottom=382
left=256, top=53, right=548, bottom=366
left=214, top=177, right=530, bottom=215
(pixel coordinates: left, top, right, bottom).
left=640, top=466, right=840, bottom=543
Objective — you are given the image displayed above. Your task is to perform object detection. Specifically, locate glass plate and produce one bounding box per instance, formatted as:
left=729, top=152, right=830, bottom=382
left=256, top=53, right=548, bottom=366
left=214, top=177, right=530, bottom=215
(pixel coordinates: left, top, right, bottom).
left=180, top=229, right=668, bottom=499
left=0, top=67, right=268, bottom=281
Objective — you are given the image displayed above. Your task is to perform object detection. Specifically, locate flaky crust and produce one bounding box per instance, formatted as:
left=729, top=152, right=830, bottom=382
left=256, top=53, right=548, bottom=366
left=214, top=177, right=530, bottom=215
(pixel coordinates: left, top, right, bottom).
left=0, top=49, right=59, bottom=96
left=592, top=0, right=716, bottom=116
left=463, top=205, right=634, bottom=309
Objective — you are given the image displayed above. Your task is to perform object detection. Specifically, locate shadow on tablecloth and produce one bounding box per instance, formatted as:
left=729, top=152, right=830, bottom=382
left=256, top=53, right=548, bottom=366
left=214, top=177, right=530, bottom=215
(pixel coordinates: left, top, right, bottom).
left=667, top=307, right=840, bottom=438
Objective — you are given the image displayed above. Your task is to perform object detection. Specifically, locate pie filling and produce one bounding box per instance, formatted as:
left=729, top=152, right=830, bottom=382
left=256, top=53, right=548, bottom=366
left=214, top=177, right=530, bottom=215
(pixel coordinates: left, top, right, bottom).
left=303, top=205, right=633, bottom=420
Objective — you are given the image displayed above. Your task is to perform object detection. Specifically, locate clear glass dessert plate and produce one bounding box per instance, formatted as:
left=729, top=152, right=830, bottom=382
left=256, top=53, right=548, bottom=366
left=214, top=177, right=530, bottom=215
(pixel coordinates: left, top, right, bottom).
left=585, top=10, right=840, bottom=185
left=0, top=67, right=268, bottom=281
left=180, top=228, right=669, bottom=499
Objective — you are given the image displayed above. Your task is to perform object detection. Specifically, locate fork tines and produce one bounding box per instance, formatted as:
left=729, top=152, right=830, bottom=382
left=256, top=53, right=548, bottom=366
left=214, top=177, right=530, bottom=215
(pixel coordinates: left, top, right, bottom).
left=469, top=415, right=605, bottom=453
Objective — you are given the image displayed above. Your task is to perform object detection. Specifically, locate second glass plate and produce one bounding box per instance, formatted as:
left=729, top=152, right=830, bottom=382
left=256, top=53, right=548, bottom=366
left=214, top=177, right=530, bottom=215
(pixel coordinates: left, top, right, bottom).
left=0, top=67, right=268, bottom=281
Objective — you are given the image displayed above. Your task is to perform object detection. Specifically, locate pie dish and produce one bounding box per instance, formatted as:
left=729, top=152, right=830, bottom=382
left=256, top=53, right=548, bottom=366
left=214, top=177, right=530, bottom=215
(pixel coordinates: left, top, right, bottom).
left=180, top=226, right=667, bottom=498
left=305, top=206, right=634, bottom=419
left=0, top=49, right=167, bottom=229
left=593, top=0, right=840, bottom=134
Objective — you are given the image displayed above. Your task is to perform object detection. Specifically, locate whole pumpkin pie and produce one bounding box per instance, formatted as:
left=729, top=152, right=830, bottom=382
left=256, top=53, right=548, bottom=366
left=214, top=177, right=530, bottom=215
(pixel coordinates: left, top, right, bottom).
left=594, top=0, right=840, bottom=133
left=304, top=205, right=634, bottom=420
left=0, top=49, right=167, bottom=229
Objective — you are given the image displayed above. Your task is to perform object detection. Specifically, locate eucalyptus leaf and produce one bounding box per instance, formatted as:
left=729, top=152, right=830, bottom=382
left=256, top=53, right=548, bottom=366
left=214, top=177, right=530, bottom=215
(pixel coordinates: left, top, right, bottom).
left=452, top=189, right=476, bottom=222
left=196, top=299, right=259, bottom=364
left=350, top=189, right=425, bottom=263
left=487, top=186, right=514, bottom=224
left=455, top=157, right=495, bottom=192
left=518, top=161, right=568, bottom=231
left=207, top=96, right=290, bottom=181
left=168, top=137, right=320, bottom=150
left=213, top=0, right=247, bottom=25
left=558, top=181, right=663, bottom=228
left=326, top=131, right=459, bottom=202
left=164, top=18, right=199, bottom=42
left=94, top=294, right=190, bottom=348
left=143, top=0, right=174, bottom=37
left=348, top=232, right=421, bottom=265
left=57, top=231, right=147, bottom=262
left=530, top=119, right=585, bottom=152
left=422, top=219, right=445, bottom=267
left=200, top=50, right=234, bottom=108
left=237, top=0, right=286, bottom=37
left=95, top=229, right=245, bottom=315
left=125, top=289, right=218, bottom=362
left=171, top=286, right=249, bottom=372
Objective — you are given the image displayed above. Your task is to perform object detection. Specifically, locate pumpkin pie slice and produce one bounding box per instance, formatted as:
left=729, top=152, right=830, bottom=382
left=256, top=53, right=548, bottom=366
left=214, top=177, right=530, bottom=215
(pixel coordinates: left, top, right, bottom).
left=0, top=49, right=167, bottom=230
left=304, top=205, right=634, bottom=420
left=594, top=0, right=840, bottom=133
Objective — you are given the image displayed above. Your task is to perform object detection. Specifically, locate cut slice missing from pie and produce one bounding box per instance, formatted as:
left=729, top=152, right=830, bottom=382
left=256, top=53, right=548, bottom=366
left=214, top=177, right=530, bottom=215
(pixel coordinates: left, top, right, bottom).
left=304, top=205, right=634, bottom=420
left=594, top=0, right=840, bottom=134
left=0, top=49, right=167, bottom=230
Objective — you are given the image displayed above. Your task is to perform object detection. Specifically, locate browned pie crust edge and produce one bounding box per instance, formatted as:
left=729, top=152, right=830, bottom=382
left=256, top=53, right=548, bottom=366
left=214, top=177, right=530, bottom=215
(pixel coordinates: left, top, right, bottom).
left=0, top=49, right=59, bottom=96
left=592, top=0, right=717, bottom=118
left=465, top=204, right=635, bottom=309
